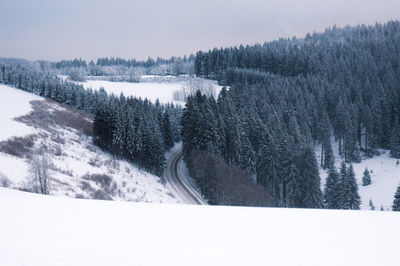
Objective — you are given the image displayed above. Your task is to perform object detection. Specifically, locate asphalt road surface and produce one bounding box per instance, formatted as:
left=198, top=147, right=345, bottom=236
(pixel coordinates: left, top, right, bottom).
left=165, top=149, right=207, bottom=205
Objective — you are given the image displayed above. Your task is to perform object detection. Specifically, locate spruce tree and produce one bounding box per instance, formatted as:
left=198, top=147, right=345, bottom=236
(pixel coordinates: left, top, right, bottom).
left=323, top=139, right=334, bottom=170
left=393, top=185, right=400, bottom=211
left=324, top=168, right=340, bottom=209
left=162, top=112, right=174, bottom=149
left=369, top=199, right=375, bottom=210
left=362, top=167, right=372, bottom=186
left=337, top=162, right=361, bottom=210
left=389, top=117, right=400, bottom=158
left=342, top=164, right=361, bottom=210
left=297, top=146, right=323, bottom=208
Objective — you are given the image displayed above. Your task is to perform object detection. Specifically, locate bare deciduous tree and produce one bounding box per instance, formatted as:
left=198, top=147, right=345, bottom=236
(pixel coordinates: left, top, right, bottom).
left=173, top=78, right=216, bottom=102
left=28, top=153, right=53, bottom=195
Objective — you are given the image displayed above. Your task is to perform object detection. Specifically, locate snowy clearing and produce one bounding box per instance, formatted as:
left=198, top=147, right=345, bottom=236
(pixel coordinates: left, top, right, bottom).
left=0, top=85, right=180, bottom=204
left=0, top=187, right=399, bottom=266
left=0, top=84, right=42, bottom=141
left=61, top=75, right=223, bottom=105
left=78, top=79, right=187, bottom=105
left=317, top=140, right=400, bottom=211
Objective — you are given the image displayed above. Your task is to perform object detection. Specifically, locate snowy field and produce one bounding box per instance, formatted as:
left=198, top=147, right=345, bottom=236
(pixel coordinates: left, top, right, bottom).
left=0, top=85, right=180, bottom=204
left=66, top=75, right=222, bottom=105
left=1, top=187, right=399, bottom=266
left=0, top=84, right=42, bottom=141
left=316, top=141, right=400, bottom=210
left=78, top=79, right=187, bottom=105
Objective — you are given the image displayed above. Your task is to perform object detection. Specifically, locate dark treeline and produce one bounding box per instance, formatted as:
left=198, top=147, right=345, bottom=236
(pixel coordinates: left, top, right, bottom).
left=183, top=21, right=400, bottom=208
left=0, top=63, right=181, bottom=176
left=54, top=58, right=87, bottom=69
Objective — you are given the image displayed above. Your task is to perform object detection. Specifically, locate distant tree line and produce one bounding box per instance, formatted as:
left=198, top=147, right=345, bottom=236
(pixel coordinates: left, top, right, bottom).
left=0, top=63, right=181, bottom=176
left=182, top=21, right=400, bottom=208
left=51, top=55, right=195, bottom=78
left=95, top=55, right=194, bottom=69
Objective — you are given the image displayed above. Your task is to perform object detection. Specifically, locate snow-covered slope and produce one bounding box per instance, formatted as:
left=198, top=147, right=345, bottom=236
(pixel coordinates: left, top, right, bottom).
left=1, top=187, right=399, bottom=266
left=316, top=141, right=400, bottom=210
left=0, top=84, right=180, bottom=203
left=0, top=84, right=42, bottom=141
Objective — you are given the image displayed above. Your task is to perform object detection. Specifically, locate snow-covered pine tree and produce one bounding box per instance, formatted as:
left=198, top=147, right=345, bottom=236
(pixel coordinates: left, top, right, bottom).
left=337, top=162, right=347, bottom=209
left=389, top=116, right=400, bottom=158
left=362, top=167, right=372, bottom=186
left=369, top=199, right=375, bottom=210
left=324, top=168, right=340, bottom=209
left=319, top=110, right=334, bottom=169
left=393, top=185, right=400, bottom=211
left=162, top=112, right=174, bottom=149
left=337, top=162, right=361, bottom=209
left=323, top=139, right=334, bottom=170
left=297, top=146, right=323, bottom=208
left=346, top=164, right=361, bottom=210
left=112, top=106, right=125, bottom=156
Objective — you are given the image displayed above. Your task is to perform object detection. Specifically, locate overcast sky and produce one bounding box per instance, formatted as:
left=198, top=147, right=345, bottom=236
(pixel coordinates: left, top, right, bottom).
left=1, top=0, right=400, bottom=61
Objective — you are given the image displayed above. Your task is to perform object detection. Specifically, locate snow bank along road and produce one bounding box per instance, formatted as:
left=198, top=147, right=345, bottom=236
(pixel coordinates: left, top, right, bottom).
left=165, top=149, right=207, bottom=205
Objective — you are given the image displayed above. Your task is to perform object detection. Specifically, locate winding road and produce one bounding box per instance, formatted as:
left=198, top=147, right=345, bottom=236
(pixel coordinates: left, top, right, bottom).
left=165, top=149, right=207, bottom=205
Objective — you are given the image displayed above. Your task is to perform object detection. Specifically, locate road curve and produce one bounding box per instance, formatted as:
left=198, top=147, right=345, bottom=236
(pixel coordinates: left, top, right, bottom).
left=165, top=149, right=207, bottom=205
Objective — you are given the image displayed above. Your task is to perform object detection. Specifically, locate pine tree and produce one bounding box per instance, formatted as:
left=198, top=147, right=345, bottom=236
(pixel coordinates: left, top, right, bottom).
left=362, top=167, right=372, bottom=186
left=393, top=185, right=400, bottom=211
left=297, top=146, right=324, bottom=208
left=324, top=168, right=340, bottom=209
left=319, top=110, right=334, bottom=169
left=344, top=107, right=361, bottom=163
left=112, top=107, right=125, bottom=156
left=389, top=116, right=400, bottom=158
left=339, top=164, right=361, bottom=210
left=162, top=112, right=174, bottom=149
left=368, top=199, right=375, bottom=210
left=323, top=139, right=334, bottom=170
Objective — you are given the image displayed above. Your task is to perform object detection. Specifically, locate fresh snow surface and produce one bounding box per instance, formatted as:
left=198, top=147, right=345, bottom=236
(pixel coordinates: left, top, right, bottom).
left=316, top=140, right=400, bottom=210
left=0, top=84, right=42, bottom=141
left=0, top=84, right=179, bottom=204
left=68, top=76, right=223, bottom=105
left=78, top=79, right=186, bottom=105
left=1, top=187, right=399, bottom=266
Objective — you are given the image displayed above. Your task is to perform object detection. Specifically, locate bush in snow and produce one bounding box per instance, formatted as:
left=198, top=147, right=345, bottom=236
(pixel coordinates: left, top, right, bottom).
left=0, top=135, right=36, bottom=158
left=68, top=69, right=86, bottom=82
left=0, top=174, right=11, bottom=188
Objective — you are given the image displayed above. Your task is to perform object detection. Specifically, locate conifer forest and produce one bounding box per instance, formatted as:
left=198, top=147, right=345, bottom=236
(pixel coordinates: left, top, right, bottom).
left=2, top=21, right=400, bottom=209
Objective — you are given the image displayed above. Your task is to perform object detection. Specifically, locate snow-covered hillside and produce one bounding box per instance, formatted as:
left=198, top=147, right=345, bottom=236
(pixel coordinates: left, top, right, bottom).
left=0, top=84, right=180, bottom=203
left=317, top=141, right=400, bottom=211
left=0, top=84, right=41, bottom=141
left=1, top=187, right=399, bottom=266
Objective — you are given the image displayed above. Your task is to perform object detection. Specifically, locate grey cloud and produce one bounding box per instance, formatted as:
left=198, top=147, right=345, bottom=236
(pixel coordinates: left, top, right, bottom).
left=0, top=0, right=399, bottom=61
